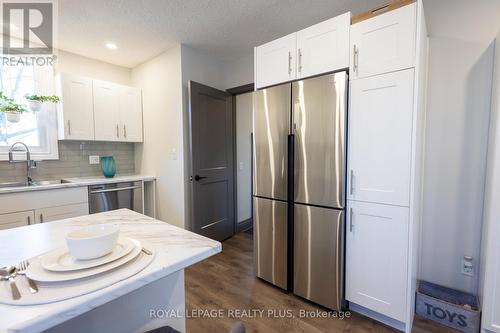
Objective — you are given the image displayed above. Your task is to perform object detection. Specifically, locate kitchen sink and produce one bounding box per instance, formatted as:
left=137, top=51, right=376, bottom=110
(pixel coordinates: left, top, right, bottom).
left=0, top=179, right=69, bottom=188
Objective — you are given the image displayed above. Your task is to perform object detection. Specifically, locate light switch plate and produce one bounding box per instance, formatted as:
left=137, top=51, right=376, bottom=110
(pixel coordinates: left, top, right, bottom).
left=89, top=155, right=100, bottom=165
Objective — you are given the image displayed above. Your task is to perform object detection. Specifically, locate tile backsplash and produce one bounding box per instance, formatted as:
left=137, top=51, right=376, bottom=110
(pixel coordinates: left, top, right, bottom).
left=0, top=141, right=135, bottom=183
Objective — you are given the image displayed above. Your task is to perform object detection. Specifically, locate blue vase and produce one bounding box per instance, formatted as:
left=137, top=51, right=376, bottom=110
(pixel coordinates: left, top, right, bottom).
left=100, top=156, right=116, bottom=178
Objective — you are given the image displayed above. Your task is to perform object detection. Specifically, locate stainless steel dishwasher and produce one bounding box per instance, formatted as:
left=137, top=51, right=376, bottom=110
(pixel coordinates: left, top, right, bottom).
left=89, top=181, right=143, bottom=214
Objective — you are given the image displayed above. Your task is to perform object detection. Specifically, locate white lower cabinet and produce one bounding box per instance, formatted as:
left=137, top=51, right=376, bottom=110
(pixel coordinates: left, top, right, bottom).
left=0, top=210, right=35, bottom=230
left=346, top=200, right=409, bottom=322
left=0, top=187, right=89, bottom=230
left=35, top=203, right=89, bottom=224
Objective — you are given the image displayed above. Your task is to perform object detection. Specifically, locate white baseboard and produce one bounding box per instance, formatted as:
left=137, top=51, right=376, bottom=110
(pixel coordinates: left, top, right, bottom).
left=349, top=302, right=406, bottom=332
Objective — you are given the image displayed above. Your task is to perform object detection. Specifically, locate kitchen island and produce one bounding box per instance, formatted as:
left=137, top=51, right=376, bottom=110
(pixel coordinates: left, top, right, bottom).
left=0, top=209, right=221, bottom=333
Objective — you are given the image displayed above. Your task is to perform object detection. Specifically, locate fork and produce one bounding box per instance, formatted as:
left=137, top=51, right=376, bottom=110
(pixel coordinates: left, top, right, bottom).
left=17, top=260, right=38, bottom=294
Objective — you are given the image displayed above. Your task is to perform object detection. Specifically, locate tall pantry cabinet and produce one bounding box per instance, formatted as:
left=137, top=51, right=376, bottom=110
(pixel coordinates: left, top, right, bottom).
left=345, top=1, right=428, bottom=332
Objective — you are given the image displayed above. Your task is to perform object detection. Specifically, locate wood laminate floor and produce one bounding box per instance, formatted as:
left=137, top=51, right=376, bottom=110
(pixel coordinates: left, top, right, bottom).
left=185, top=231, right=458, bottom=333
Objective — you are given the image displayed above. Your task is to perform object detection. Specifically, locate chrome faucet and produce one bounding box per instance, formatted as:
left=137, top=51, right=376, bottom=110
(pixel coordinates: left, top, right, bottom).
left=8, top=142, right=34, bottom=185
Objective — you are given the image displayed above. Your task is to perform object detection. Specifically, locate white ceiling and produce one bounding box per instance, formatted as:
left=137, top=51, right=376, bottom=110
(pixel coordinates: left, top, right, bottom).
left=58, top=0, right=387, bottom=68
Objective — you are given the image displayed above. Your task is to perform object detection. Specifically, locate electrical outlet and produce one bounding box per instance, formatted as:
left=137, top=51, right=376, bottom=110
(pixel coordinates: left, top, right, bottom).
left=89, top=155, right=100, bottom=165
left=462, top=256, right=473, bottom=276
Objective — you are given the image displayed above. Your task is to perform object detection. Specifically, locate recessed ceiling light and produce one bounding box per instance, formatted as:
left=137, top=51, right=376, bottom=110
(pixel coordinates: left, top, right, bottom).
left=105, top=42, right=117, bottom=50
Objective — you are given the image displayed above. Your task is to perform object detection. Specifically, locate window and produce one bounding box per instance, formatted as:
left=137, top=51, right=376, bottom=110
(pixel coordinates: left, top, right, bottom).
left=0, top=64, right=58, bottom=160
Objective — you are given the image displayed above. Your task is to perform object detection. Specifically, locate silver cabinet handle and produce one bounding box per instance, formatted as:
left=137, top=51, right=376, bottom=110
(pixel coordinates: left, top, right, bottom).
left=123, top=125, right=127, bottom=138
left=349, top=207, right=354, bottom=232
left=116, top=124, right=119, bottom=138
left=39, top=214, right=43, bottom=223
left=288, top=51, right=292, bottom=75
left=27, top=215, right=31, bottom=225
left=350, top=169, right=354, bottom=195
left=67, top=120, right=71, bottom=135
left=353, top=45, right=359, bottom=74
left=298, top=48, right=302, bottom=74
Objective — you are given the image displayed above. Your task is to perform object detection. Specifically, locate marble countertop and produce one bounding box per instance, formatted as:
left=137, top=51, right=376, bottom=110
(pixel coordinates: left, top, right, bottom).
left=0, top=209, right=221, bottom=333
left=0, top=175, right=156, bottom=194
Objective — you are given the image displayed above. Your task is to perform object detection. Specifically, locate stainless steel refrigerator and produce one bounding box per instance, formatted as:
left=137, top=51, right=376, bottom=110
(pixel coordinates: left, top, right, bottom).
left=253, top=71, right=347, bottom=310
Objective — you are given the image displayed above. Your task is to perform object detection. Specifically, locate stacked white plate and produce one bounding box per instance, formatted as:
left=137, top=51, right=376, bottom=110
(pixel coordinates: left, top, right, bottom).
left=27, top=237, right=142, bottom=282
left=0, top=238, right=155, bottom=305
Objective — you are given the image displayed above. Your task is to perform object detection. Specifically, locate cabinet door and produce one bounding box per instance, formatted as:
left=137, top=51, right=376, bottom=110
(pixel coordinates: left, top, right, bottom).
left=35, top=203, right=89, bottom=223
left=296, top=12, right=350, bottom=79
left=346, top=200, right=408, bottom=321
left=350, top=3, right=416, bottom=79
left=93, top=80, right=121, bottom=141
left=348, top=69, right=414, bottom=206
left=119, top=87, right=143, bottom=142
left=0, top=210, right=34, bottom=230
left=57, top=74, right=94, bottom=140
left=255, top=33, right=296, bottom=89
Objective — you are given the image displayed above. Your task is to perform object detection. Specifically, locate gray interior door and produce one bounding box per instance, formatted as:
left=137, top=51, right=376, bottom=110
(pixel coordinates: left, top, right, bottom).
left=253, top=84, right=290, bottom=201
left=292, top=72, right=347, bottom=208
left=189, top=81, right=234, bottom=241
left=294, top=203, right=344, bottom=310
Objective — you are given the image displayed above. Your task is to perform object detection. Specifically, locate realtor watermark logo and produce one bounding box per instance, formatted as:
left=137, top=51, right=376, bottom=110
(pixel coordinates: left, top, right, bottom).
left=1, top=0, right=58, bottom=66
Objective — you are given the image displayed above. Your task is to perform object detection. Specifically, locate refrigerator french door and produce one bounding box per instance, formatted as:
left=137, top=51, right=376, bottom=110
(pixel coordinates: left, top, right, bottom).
left=292, top=72, right=347, bottom=310
left=253, top=83, right=290, bottom=290
left=253, top=72, right=347, bottom=310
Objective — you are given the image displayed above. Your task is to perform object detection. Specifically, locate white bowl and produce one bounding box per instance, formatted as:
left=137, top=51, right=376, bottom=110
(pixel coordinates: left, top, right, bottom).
left=65, top=224, right=119, bottom=260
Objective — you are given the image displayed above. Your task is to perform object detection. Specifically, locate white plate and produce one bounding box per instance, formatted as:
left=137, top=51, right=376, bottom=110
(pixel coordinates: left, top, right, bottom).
left=41, top=237, right=136, bottom=272
left=26, top=238, right=142, bottom=282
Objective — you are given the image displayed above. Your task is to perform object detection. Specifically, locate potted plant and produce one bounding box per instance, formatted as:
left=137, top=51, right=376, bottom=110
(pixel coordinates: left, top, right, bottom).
left=24, top=94, right=60, bottom=112
left=0, top=102, right=28, bottom=123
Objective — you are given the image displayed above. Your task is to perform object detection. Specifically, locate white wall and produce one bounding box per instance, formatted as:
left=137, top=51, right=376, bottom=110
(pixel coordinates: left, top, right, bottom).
left=225, top=53, right=254, bottom=89
left=236, top=92, right=253, bottom=223
left=420, top=36, right=494, bottom=293
left=132, top=45, right=186, bottom=228
left=56, top=50, right=131, bottom=85
left=480, top=30, right=500, bottom=331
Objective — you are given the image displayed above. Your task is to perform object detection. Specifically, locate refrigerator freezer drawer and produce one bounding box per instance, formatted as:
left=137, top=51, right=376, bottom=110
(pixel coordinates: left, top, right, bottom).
left=292, top=72, right=347, bottom=208
left=253, top=84, right=291, bottom=201
left=254, top=197, right=288, bottom=290
left=294, top=203, right=344, bottom=310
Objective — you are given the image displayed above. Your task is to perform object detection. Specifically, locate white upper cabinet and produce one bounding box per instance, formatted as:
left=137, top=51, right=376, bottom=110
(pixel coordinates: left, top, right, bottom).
left=348, top=69, right=414, bottom=206
left=296, top=12, right=350, bottom=79
left=346, top=200, right=409, bottom=322
left=350, top=3, right=416, bottom=79
left=93, top=80, right=121, bottom=142
left=255, top=33, right=296, bottom=89
left=119, top=86, right=143, bottom=142
left=255, top=12, right=351, bottom=89
left=57, top=73, right=95, bottom=140
left=57, top=74, right=143, bottom=143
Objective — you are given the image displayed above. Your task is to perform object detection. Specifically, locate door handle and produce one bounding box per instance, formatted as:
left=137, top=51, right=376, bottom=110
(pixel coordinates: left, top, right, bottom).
left=288, top=51, right=292, bottom=75
left=67, top=120, right=71, bottom=135
left=194, top=175, right=207, bottom=181
left=350, top=169, right=354, bottom=195
left=349, top=207, right=354, bottom=232
left=298, top=48, right=302, bottom=74
left=353, top=45, right=359, bottom=74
